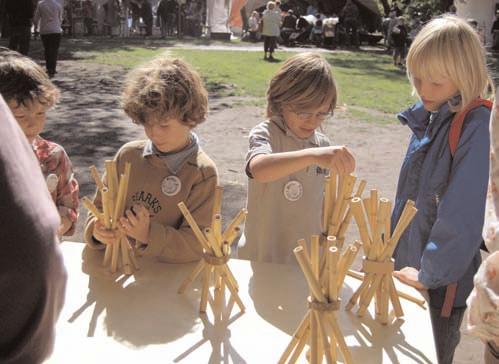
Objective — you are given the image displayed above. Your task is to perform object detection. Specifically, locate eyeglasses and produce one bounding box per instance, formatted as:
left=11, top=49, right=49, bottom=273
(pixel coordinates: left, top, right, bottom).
left=292, top=111, right=333, bottom=121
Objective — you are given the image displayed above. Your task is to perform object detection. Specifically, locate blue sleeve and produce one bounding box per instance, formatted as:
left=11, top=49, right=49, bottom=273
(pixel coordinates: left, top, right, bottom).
left=418, top=108, right=490, bottom=289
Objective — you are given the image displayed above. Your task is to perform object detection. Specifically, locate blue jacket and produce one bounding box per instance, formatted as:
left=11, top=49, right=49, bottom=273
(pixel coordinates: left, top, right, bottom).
left=392, top=101, right=490, bottom=308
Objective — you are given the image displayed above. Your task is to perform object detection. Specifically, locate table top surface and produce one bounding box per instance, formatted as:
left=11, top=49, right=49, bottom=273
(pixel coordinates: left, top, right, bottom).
left=45, top=242, right=436, bottom=364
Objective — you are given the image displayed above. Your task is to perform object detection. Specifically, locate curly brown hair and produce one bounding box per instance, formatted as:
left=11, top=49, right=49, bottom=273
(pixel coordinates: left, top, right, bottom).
left=121, top=56, right=208, bottom=127
left=0, top=47, right=60, bottom=107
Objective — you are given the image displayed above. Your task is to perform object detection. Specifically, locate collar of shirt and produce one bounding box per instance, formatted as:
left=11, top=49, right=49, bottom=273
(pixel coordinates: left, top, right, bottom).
left=142, top=132, right=199, bottom=174
left=271, top=116, right=321, bottom=146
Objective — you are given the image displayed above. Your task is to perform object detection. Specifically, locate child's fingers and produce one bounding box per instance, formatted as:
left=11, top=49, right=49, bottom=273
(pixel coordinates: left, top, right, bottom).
left=120, top=216, right=134, bottom=231
left=136, top=204, right=150, bottom=219
left=125, top=209, right=139, bottom=226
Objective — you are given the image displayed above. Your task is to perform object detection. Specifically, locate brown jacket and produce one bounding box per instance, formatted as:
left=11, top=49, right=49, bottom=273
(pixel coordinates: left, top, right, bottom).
left=84, top=140, right=218, bottom=263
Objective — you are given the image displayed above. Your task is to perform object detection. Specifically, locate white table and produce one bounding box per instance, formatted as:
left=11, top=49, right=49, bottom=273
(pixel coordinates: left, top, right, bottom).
left=46, top=242, right=436, bottom=363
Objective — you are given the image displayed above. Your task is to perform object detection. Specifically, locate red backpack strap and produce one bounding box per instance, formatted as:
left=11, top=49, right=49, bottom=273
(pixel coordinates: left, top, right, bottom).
left=448, top=98, right=493, bottom=157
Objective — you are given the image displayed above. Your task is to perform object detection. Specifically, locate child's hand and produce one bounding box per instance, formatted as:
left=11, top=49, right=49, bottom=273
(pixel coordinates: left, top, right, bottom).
left=393, top=267, right=427, bottom=290
left=57, top=215, right=72, bottom=237
left=93, top=219, right=119, bottom=245
left=312, top=146, right=356, bottom=175
left=119, top=204, right=150, bottom=244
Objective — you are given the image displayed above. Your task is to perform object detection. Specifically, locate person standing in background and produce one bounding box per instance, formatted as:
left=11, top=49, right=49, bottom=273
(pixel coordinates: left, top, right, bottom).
left=33, top=0, right=63, bottom=77
left=5, top=0, right=35, bottom=55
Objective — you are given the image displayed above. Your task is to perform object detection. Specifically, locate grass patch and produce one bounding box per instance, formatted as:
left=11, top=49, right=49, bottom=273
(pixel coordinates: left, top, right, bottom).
left=83, top=46, right=416, bottom=120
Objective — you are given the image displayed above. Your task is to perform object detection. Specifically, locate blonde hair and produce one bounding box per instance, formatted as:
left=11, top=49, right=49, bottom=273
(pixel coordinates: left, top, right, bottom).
left=121, top=56, right=208, bottom=127
left=266, top=1, right=275, bottom=10
left=0, top=48, right=59, bottom=107
left=266, top=52, right=337, bottom=118
left=406, top=15, right=494, bottom=112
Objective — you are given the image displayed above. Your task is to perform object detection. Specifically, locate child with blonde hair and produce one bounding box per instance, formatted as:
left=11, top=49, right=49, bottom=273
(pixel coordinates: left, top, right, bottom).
left=0, top=48, right=79, bottom=236
left=84, top=57, right=218, bottom=263
left=390, top=16, right=494, bottom=364
left=239, top=52, right=355, bottom=264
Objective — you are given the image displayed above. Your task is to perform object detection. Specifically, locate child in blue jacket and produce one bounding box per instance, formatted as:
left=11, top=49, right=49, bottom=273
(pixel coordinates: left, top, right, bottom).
left=391, top=15, right=494, bottom=364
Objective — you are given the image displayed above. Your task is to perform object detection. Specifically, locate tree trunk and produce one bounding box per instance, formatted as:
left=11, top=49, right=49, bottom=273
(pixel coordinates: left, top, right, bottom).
left=379, top=0, right=390, bottom=16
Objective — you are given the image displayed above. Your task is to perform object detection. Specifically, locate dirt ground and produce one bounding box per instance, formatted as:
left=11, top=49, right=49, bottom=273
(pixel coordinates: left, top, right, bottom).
left=8, top=39, right=484, bottom=362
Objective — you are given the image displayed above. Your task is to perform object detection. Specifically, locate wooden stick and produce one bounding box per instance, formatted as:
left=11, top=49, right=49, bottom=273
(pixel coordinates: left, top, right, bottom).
left=178, top=202, right=211, bottom=251
left=350, top=197, right=371, bottom=253
left=358, top=273, right=384, bottom=316
left=223, top=226, right=242, bottom=247
left=297, top=238, right=310, bottom=263
left=311, top=235, right=320, bottom=280
left=337, top=179, right=367, bottom=242
left=347, top=270, right=426, bottom=308
left=212, top=214, right=222, bottom=242
left=220, top=270, right=245, bottom=312
left=104, top=160, right=118, bottom=201
left=278, top=312, right=310, bottom=364
left=337, top=245, right=358, bottom=287
left=212, top=185, right=223, bottom=217
left=294, top=247, right=327, bottom=303
left=178, top=260, right=205, bottom=293
left=126, top=239, right=139, bottom=270
left=204, top=227, right=222, bottom=256
left=288, top=328, right=311, bottom=364
left=328, top=246, right=339, bottom=301
left=310, top=309, right=318, bottom=364
left=111, top=238, right=120, bottom=273
left=323, top=175, right=333, bottom=233
left=388, top=276, right=405, bottom=317
left=111, top=164, right=131, bottom=229
left=325, top=313, right=353, bottom=364
left=120, top=237, right=133, bottom=275
left=379, top=275, right=390, bottom=324
left=200, top=265, right=211, bottom=313
left=89, top=165, right=105, bottom=192
left=381, top=201, right=417, bottom=259
left=82, top=197, right=104, bottom=221
left=221, top=208, right=248, bottom=242
left=101, top=188, right=113, bottom=266
left=316, top=311, right=334, bottom=364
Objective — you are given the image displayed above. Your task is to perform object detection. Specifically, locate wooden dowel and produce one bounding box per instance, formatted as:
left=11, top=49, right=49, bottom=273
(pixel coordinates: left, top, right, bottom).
left=358, top=274, right=384, bottom=316
left=348, top=270, right=426, bottom=308
left=111, top=166, right=130, bottom=229
left=382, top=202, right=417, bottom=259
left=288, top=328, right=311, bottom=364
left=212, top=214, right=222, bottom=242
left=345, top=274, right=373, bottom=311
left=200, top=265, right=211, bottom=313
left=104, top=160, right=118, bottom=200
left=101, top=188, right=113, bottom=267
left=350, top=197, right=372, bottom=253
left=337, top=245, right=358, bottom=287
left=378, top=198, right=392, bottom=243
left=89, top=165, right=105, bottom=192
left=221, top=265, right=239, bottom=291
left=120, top=237, right=133, bottom=275
left=379, top=275, right=390, bottom=324
left=222, top=208, right=248, bottom=242
left=315, top=311, right=334, bottom=364
left=310, top=309, right=318, bottom=364
left=278, top=312, right=310, bottom=364
left=320, top=236, right=336, bottom=284
left=328, top=246, right=339, bottom=301
left=325, top=313, right=353, bottom=364
left=178, top=260, right=205, bottom=293
left=297, top=238, right=310, bottom=263
left=178, top=202, right=211, bottom=251
left=82, top=197, right=104, bottom=221
left=212, top=185, right=223, bottom=217
left=335, top=175, right=357, bottom=229
left=220, top=271, right=245, bottom=312
left=311, top=235, right=320, bottom=280
left=294, top=247, right=327, bottom=303
left=204, top=227, right=222, bottom=256
left=126, top=239, right=139, bottom=270
left=336, top=179, right=367, bottom=243
left=111, top=239, right=120, bottom=273
left=388, top=277, right=405, bottom=316
left=224, top=226, right=242, bottom=247
left=323, top=175, right=333, bottom=233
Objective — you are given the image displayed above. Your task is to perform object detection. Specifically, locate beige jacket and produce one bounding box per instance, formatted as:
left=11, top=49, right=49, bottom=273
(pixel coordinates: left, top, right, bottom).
left=84, top=140, right=218, bottom=263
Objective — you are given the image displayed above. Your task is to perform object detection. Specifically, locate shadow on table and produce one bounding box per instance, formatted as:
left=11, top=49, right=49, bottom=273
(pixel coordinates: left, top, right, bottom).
left=67, top=246, right=199, bottom=347
left=248, top=260, right=433, bottom=363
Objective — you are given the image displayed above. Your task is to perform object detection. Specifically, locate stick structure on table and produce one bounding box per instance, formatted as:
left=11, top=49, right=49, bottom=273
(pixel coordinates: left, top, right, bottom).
left=83, top=162, right=138, bottom=274
left=279, top=237, right=354, bottom=364
left=322, top=174, right=367, bottom=250
left=177, top=186, right=247, bottom=320
left=346, top=196, right=418, bottom=324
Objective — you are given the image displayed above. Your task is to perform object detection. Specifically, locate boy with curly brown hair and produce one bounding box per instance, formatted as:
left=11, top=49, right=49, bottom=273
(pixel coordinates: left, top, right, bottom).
left=84, top=56, right=218, bottom=263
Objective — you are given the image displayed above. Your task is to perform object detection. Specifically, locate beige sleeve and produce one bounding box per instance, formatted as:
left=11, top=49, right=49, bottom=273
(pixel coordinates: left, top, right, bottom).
left=144, top=170, right=218, bottom=263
